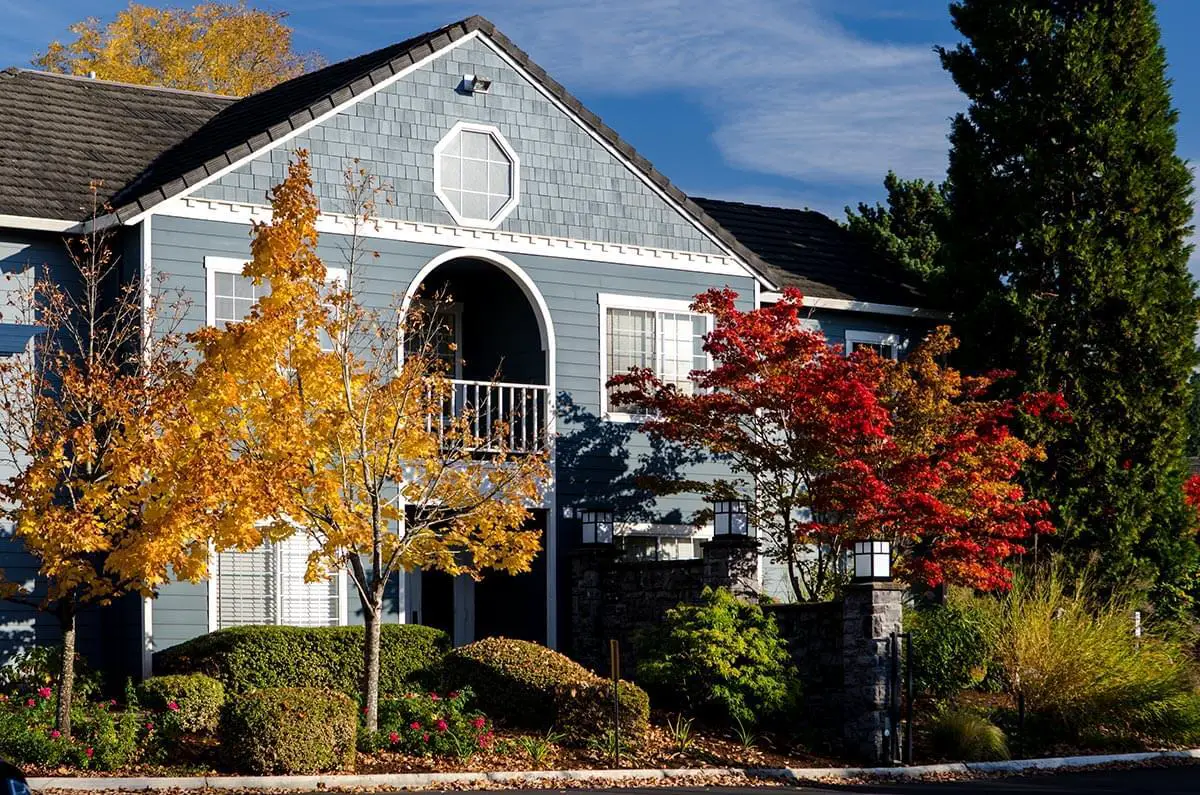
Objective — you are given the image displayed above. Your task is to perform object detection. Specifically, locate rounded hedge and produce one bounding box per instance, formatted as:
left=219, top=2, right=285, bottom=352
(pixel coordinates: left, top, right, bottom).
left=137, top=673, right=226, bottom=733
left=219, top=687, right=356, bottom=774
left=154, top=624, right=448, bottom=698
left=442, top=637, right=648, bottom=742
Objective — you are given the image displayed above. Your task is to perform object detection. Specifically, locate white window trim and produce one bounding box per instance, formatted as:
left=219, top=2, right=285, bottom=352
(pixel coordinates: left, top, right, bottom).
left=433, top=121, right=521, bottom=230
left=207, top=539, right=350, bottom=633
left=203, top=259, right=352, bottom=632
left=597, top=292, right=712, bottom=423
left=845, top=330, right=901, bottom=360
left=204, top=256, right=252, bottom=327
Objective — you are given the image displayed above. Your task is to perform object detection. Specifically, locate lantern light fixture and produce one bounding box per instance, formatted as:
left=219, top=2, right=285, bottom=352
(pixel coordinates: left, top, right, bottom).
left=712, top=498, right=751, bottom=537
left=580, top=508, right=614, bottom=545
left=853, top=539, right=892, bottom=582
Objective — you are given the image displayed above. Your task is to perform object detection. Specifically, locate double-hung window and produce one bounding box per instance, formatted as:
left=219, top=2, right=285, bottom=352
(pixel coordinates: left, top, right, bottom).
left=203, top=256, right=347, bottom=630
left=599, top=294, right=710, bottom=421
left=845, top=330, right=900, bottom=360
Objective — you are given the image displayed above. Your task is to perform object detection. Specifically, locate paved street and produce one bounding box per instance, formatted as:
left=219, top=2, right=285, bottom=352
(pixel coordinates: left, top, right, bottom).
left=469, top=766, right=1199, bottom=795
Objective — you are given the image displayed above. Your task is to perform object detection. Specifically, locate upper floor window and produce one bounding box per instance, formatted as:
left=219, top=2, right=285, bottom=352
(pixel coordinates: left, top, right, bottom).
left=434, top=122, right=519, bottom=228
left=845, top=330, right=900, bottom=360
left=599, top=293, right=710, bottom=422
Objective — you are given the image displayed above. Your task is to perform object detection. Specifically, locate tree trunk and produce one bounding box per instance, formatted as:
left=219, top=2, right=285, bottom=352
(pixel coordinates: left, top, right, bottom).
left=361, top=600, right=382, bottom=733
left=56, top=609, right=76, bottom=737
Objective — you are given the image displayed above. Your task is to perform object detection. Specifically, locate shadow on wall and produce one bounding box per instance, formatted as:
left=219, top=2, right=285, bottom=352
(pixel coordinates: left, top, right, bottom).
left=554, top=392, right=708, bottom=524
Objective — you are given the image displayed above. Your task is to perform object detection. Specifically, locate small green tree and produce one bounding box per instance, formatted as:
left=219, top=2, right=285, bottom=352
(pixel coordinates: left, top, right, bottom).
left=636, top=587, right=797, bottom=725
left=844, top=171, right=949, bottom=290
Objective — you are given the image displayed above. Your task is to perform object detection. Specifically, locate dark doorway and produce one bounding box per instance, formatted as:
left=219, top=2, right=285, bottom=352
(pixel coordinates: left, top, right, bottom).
left=420, top=570, right=454, bottom=639
left=474, top=510, right=548, bottom=642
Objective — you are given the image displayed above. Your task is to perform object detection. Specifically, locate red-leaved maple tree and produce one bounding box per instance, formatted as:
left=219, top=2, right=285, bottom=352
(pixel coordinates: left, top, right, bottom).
left=609, top=287, right=1064, bottom=601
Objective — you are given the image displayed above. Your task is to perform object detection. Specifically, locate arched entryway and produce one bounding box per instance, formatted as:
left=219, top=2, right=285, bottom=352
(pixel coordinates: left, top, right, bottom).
left=401, top=249, right=557, bottom=647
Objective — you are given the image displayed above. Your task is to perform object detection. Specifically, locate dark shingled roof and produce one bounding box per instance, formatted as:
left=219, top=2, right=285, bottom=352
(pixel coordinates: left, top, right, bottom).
left=692, top=197, right=928, bottom=306
left=0, top=68, right=232, bottom=220
left=0, top=15, right=934, bottom=310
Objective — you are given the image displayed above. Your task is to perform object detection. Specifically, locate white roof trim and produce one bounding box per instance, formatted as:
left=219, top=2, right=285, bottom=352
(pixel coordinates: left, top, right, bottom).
left=155, top=196, right=753, bottom=278
left=760, top=291, right=948, bottom=320
left=113, top=28, right=769, bottom=289
left=0, top=214, right=81, bottom=232
left=120, top=30, right=482, bottom=228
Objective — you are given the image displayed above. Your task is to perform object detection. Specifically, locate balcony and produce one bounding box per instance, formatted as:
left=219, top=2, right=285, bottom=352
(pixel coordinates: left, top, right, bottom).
left=427, top=379, right=550, bottom=455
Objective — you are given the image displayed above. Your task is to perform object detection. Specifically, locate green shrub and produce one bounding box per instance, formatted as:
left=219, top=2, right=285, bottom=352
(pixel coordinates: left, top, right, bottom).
left=137, top=674, right=226, bottom=734
left=635, top=587, right=799, bottom=725
left=975, top=567, right=1200, bottom=746
left=155, top=624, right=448, bottom=697
left=0, top=645, right=101, bottom=701
left=219, top=687, right=356, bottom=774
left=928, top=709, right=1010, bottom=761
left=362, top=687, right=493, bottom=759
left=908, top=595, right=993, bottom=696
left=0, top=688, right=144, bottom=770
left=442, top=637, right=649, bottom=743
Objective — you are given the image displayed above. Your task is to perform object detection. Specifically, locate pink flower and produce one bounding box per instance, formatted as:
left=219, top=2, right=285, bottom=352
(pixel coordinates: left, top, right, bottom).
left=478, top=731, right=494, bottom=749
left=49, top=730, right=61, bottom=739
left=109, top=699, right=117, bottom=708
left=167, top=701, right=180, bottom=712
left=429, top=692, right=440, bottom=701
left=435, top=719, right=448, bottom=733
left=37, top=687, right=52, bottom=699
left=25, top=698, right=35, bottom=707
left=388, top=731, right=399, bottom=744
left=85, top=748, right=94, bottom=759
left=145, top=722, right=155, bottom=731
left=422, top=733, right=430, bottom=743
left=471, top=717, right=486, bottom=730
left=448, top=691, right=459, bottom=699
left=409, top=721, right=421, bottom=730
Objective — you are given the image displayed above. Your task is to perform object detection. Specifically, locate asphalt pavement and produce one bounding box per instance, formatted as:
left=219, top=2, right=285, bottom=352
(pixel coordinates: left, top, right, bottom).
left=468, top=765, right=1199, bottom=795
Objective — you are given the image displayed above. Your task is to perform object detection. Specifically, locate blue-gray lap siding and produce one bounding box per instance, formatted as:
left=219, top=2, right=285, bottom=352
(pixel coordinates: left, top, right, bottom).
left=196, top=35, right=722, bottom=255
left=147, top=214, right=754, bottom=649
left=0, top=231, right=107, bottom=668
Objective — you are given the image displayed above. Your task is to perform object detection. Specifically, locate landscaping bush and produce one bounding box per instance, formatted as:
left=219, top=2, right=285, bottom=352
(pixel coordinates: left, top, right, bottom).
left=928, top=709, right=1009, bottom=761
left=0, top=686, right=144, bottom=770
left=219, top=687, right=356, bottom=774
left=975, top=567, right=1200, bottom=746
left=635, top=587, right=799, bottom=725
left=0, top=645, right=101, bottom=701
left=441, top=637, right=649, bottom=743
left=155, top=624, right=447, bottom=698
left=363, top=687, right=494, bottom=759
left=908, top=593, right=993, bottom=696
left=137, top=674, right=226, bottom=734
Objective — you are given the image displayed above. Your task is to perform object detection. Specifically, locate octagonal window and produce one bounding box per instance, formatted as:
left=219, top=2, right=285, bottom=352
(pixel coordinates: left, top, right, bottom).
left=434, top=123, right=519, bottom=228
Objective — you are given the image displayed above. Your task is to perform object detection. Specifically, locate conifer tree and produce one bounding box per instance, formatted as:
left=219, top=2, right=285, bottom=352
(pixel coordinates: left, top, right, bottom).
left=939, top=0, right=1200, bottom=609
left=844, top=171, right=950, bottom=290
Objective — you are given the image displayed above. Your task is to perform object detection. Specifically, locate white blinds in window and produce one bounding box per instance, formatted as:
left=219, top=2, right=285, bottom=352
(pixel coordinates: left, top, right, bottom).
left=214, top=535, right=340, bottom=629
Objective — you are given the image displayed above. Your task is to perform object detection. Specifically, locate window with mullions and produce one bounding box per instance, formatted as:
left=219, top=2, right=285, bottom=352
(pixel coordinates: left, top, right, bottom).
left=602, top=296, right=708, bottom=420
left=434, top=123, right=519, bottom=228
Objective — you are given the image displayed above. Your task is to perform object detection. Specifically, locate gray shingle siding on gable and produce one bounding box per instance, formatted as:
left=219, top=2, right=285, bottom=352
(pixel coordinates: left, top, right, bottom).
left=196, top=37, right=724, bottom=255
left=146, top=214, right=752, bottom=649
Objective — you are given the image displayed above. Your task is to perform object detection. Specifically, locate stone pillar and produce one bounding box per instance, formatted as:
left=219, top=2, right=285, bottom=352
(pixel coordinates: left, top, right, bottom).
left=700, top=536, right=760, bottom=599
left=842, top=581, right=904, bottom=765
left=569, top=544, right=619, bottom=672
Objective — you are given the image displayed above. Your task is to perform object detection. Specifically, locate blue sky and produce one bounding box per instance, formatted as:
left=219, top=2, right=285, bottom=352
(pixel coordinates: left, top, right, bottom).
left=3, top=1, right=1199, bottom=263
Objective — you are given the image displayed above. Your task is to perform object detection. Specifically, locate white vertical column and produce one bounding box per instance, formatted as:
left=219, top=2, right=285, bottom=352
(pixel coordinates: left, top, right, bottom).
left=452, top=574, right=475, bottom=647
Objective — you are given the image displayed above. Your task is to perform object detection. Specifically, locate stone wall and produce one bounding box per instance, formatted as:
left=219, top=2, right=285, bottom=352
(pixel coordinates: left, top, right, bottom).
left=568, top=540, right=904, bottom=764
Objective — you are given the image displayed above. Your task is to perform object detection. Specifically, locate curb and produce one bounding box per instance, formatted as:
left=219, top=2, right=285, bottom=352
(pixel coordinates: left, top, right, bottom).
left=27, top=748, right=1200, bottom=791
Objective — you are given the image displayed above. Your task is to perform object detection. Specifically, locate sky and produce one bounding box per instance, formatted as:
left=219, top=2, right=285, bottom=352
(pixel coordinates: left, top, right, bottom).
left=2, top=0, right=1200, bottom=270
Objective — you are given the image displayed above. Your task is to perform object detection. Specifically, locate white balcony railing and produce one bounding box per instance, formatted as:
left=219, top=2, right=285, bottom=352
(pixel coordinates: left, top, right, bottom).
left=427, top=379, right=550, bottom=454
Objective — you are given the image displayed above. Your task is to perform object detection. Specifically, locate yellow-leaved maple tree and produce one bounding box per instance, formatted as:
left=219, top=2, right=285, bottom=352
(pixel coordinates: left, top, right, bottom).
left=184, top=153, right=549, bottom=730
left=0, top=186, right=207, bottom=737
left=34, top=2, right=320, bottom=96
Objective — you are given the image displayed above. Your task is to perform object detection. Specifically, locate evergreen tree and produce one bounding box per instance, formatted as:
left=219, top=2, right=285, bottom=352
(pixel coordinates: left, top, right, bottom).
left=939, top=0, right=1200, bottom=610
left=844, top=171, right=950, bottom=290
